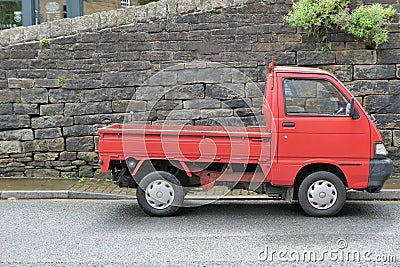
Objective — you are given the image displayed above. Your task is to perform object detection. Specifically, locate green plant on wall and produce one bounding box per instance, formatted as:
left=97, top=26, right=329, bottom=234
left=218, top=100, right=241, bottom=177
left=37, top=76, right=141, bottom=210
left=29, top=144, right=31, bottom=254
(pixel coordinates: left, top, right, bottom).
left=285, top=0, right=396, bottom=49
left=332, top=4, right=396, bottom=48
left=76, top=89, right=84, bottom=103
left=39, top=38, right=50, bottom=47
left=58, top=76, right=66, bottom=87
left=285, top=0, right=349, bottom=43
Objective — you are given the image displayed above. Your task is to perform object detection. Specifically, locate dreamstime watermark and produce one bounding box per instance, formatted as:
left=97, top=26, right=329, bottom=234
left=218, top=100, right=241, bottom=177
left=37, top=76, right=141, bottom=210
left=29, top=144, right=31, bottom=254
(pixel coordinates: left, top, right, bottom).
left=258, top=239, right=397, bottom=264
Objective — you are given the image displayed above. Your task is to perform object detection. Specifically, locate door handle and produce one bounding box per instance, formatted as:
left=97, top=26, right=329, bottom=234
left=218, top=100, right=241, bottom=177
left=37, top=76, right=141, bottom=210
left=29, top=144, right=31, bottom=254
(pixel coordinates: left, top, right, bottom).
left=282, top=122, right=295, bottom=127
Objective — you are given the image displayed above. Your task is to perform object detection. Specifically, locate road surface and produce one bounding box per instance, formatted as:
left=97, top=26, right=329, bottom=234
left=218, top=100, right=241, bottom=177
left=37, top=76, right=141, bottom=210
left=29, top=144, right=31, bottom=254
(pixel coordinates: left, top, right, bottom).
left=0, top=199, right=399, bottom=266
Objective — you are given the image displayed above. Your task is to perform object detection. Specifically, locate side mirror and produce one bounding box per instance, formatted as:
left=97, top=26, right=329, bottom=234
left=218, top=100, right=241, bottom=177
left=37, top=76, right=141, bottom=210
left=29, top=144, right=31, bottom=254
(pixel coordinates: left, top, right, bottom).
left=349, top=98, right=360, bottom=119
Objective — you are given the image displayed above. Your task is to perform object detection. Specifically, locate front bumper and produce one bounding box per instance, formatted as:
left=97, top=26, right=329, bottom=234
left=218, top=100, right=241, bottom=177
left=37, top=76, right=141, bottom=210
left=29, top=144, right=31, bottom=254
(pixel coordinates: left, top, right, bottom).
left=367, top=158, right=393, bottom=192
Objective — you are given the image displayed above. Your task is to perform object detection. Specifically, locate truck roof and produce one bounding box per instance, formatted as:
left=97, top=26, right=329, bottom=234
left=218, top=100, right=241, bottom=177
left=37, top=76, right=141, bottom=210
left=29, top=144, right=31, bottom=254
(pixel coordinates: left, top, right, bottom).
left=273, top=66, right=333, bottom=76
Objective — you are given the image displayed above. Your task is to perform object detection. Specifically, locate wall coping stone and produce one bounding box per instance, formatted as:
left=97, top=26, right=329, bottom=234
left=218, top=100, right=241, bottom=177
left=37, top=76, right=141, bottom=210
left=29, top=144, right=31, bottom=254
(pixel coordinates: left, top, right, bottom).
left=0, top=0, right=256, bottom=48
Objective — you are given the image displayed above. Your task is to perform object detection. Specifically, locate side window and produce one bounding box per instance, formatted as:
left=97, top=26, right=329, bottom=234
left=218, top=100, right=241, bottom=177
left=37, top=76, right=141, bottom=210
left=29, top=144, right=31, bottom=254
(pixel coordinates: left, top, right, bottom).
left=283, top=79, right=350, bottom=116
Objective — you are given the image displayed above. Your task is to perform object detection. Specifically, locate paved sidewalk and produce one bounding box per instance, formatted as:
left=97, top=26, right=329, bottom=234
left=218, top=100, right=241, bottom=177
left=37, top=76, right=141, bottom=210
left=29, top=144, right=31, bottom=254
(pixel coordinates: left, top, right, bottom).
left=0, top=177, right=400, bottom=201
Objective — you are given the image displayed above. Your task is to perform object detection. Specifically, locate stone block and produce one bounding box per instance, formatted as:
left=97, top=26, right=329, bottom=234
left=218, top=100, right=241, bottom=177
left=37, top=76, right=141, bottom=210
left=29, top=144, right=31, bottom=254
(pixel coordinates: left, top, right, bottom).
left=112, top=100, right=146, bottom=113
left=102, top=71, right=146, bottom=87
left=380, top=130, right=393, bottom=147
left=9, top=27, right=24, bottom=45
left=82, top=88, right=136, bottom=102
left=165, top=84, right=205, bottom=100
left=136, top=86, right=165, bottom=101
left=74, top=114, right=124, bottom=125
left=345, top=80, right=389, bottom=97
left=63, top=79, right=102, bottom=89
left=252, top=43, right=284, bottom=52
left=0, top=141, right=22, bottom=154
left=31, top=116, right=73, bottom=129
left=40, top=104, right=64, bottom=116
left=0, top=89, right=21, bottom=103
left=157, top=109, right=200, bottom=120
left=59, top=151, right=77, bottom=161
left=297, top=51, right=335, bottom=65
left=21, top=88, right=48, bottom=104
left=63, top=125, right=97, bottom=137
left=64, top=102, right=112, bottom=116
left=223, top=99, right=252, bottom=108
left=265, top=52, right=296, bottom=65
left=49, top=89, right=81, bottom=103
left=374, top=114, right=400, bottom=130
left=322, top=65, right=353, bottom=82
left=365, top=95, right=400, bottom=113
left=235, top=108, right=260, bottom=117
left=0, top=115, right=30, bottom=129
left=201, top=109, right=233, bottom=118
left=13, top=104, right=39, bottom=115
left=0, top=29, right=11, bottom=46
left=24, top=138, right=64, bottom=152
left=245, top=83, right=264, bottom=98
left=183, top=99, right=221, bottom=109
left=389, top=80, right=400, bottom=95
left=177, top=68, right=232, bottom=84
left=50, top=161, right=72, bottom=168
left=336, top=50, right=376, bottom=64
left=354, top=65, right=396, bottom=80
left=394, top=131, right=400, bottom=147
left=0, top=104, right=12, bottom=115
left=10, top=49, right=38, bottom=59
left=77, top=152, right=99, bottom=163
left=5, top=162, right=25, bottom=172
left=205, top=84, right=245, bottom=100
left=51, top=18, right=72, bottom=37
left=35, top=79, right=60, bottom=88
left=66, top=136, right=94, bottom=152
left=147, top=100, right=182, bottom=110
left=126, top=110, right=157, bottom=121
left=8, top=78, right=34, bottom=89
left=79, top=165, right=94, bottom=178
left=252, top=97, right=264, bottom=107
left=72, top=160, right=86, bottom=166
left=0, top=129, right=33, bottom=141
left=34, top=128, right=62, bottom=139
left=147, top=71, right=178, bottom=86
left=377, top=49, right=400, bottom=64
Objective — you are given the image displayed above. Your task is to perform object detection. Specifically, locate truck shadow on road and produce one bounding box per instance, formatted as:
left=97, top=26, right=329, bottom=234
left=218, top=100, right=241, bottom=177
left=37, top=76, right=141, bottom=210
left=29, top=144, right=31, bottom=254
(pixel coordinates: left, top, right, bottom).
left=109, top=200, right=388, bottom=219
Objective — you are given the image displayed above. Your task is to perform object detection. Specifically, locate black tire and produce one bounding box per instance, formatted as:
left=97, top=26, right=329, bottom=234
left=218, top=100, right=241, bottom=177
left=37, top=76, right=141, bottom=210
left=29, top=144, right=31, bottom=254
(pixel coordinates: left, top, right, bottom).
left=298, top=171, right=346, bottom=217
left=137, top=171, right=184, bottom=217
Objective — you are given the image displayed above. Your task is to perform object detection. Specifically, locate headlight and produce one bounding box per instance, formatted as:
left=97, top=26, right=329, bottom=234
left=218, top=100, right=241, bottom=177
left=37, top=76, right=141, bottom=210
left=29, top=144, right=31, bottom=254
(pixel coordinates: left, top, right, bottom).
left=375, top=142, right=388, bottom=159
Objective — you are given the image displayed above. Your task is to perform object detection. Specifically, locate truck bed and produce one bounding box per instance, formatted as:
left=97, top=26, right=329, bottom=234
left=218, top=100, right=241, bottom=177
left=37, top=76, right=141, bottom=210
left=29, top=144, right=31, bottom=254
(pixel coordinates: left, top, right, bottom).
left=98, top=124, right=272, bottom=171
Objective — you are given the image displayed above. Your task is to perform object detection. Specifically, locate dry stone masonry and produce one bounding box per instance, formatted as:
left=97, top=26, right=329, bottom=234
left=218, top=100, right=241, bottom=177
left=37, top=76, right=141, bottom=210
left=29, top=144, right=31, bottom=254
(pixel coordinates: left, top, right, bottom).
left=0, top=0, right=399, bottom=178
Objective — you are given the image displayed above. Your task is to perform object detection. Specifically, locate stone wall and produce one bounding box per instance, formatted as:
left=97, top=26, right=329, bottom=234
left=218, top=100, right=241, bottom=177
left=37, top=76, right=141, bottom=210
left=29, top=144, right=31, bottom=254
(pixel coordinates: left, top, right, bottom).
left=0, top=0, right=399, bottom=178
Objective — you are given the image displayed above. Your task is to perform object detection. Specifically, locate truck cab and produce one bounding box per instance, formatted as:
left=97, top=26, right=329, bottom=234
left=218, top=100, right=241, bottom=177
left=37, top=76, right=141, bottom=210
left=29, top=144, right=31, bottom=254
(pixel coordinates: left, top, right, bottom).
left=263, top=64, right=392, bottom=215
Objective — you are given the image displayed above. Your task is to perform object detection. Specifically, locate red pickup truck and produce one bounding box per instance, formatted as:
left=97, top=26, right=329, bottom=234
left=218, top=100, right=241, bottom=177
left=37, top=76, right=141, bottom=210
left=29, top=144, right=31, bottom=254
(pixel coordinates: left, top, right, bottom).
left=98, top=62, right=392, bottom=217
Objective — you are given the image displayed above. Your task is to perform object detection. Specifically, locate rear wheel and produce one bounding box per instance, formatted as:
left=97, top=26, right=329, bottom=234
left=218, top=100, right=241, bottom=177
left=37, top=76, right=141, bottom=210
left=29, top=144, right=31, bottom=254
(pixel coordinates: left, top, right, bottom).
left=298, top=171, right=346, bottom=217
left=137, top=171, right=184, bottom=217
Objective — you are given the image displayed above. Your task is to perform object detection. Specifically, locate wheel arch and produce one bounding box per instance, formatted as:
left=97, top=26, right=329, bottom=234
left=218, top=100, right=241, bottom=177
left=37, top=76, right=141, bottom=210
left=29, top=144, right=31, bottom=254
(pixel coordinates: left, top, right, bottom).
left=293, top=163, right=348, bottom=199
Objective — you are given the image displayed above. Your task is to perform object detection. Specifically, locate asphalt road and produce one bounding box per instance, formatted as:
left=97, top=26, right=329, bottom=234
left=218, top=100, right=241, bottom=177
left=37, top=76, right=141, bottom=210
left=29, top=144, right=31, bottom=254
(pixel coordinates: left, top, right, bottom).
left=1, top=199, right=399, bottom=266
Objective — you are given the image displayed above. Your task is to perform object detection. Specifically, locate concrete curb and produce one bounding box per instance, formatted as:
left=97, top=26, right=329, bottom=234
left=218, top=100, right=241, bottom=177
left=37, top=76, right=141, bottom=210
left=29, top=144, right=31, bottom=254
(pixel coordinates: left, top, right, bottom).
left=1, top=189, right=400, bottom=201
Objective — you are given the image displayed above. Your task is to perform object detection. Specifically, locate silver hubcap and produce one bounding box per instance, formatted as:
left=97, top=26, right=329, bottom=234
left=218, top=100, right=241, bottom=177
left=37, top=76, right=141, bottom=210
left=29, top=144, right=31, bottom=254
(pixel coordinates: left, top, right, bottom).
left=145, top=180, right=175, bottom=210
left=307, top=180, right=337, bottom=210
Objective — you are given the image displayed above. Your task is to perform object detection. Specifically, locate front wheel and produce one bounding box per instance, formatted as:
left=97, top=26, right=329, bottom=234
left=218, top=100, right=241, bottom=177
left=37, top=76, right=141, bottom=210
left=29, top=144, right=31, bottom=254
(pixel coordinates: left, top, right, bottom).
left=298, top=171, right=346, bottom=217
left=137, top=171, right=184, bottom=217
